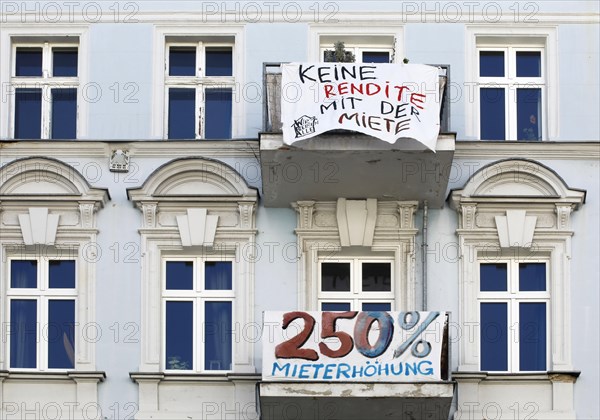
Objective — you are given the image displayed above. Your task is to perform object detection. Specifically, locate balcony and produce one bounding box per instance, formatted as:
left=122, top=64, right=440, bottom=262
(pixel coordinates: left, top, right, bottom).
left=260, top=63, right=456, bottom=208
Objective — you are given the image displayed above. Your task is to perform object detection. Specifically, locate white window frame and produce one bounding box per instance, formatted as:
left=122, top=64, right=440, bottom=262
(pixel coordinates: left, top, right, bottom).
left=0, top=26, right=89, bottom=140
left=318, top=257, right=395, bottom=310
left=308, top=24, right=403, bottom=63
left=465, top=26, right=558, bottom=141
left=5, top=256, right=77, bottom=371
left=476, top=45, right=546, bottom=141
left=164, top=41, right=236, bottom=139
left=161, top=256, right=235, bottom=373
left=477, top=258, right=550, bottom=373
left=152, top=25, right=245, bottom=140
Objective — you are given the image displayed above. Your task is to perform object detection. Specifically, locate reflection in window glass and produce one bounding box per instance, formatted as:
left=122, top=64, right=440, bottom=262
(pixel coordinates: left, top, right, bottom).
left=16, top=47, right=43, bottom=76
left=516, top=51, right=541, bottom=77
left=362, top=302, right=391, bottom=311
left=205, top=88, right=232, bottom=139
left=11, top=260, right=37, bottom=288
left=321, top=263, right=351, bottom=292
left=48, top=300, right=75, bottom=369
left=169, top=47, right=196, bottom=76
left=53, top=49, right=78, bottom=77
left=205, top=262, right=232, bottom=290
left=362, top=51, right=390, bottom=63
left=51, top=88, right=77, bottom=139
left=205, top=301, right=232, bottom=370
left=480, top=88, right=505, bottom=140
left=517, top=89, right=542, bottom=141
left=362, top=263, right=391, bottom=291
left=49, top=260, right=76, bottom=289
left=321, top=302, right=352, bottom=311
left=168, top=88, right=195, bottom=139
left=519, top=302, right=546, bottom=371
left=166, top=301, right=193, bottom=370
left=206, top=48, right=233, bottom=76
left=480, top=263, right=507, bottom=292
left=479, top=51, right=505, bottom=77
left=480, top=302, right=508, bottom=371
left=15, top=88, right=42, bottom=139
left=10, top=300, right=37, bottom=368
left=166, top=261, right=194, bottom=290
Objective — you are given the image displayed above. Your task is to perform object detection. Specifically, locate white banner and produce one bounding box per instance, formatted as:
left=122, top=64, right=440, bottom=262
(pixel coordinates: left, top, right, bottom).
left=281, top=63, right=442, bottom=151
left=262, top=311, right=447, bottom=382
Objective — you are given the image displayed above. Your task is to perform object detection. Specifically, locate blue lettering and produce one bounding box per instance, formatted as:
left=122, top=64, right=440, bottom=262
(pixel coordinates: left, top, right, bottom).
left=378, top=362, right=390, bottom=376
left=312, top=363, right=324, bottom=379
left=299, top=364, right=310, bottom=379
left=272, top=362, right=290, bottom=377
left=390, top=363, right=403, bottom=376
left=418, top=360, right=434, bottom=375
left=337, top=363, right=352, bottom=379
left=323, top=364, right=335, bottom=380
left=352, top=365, right=364, bottom=378
left=405, top=362, right=419, bottom=376
left=364, top=362, right=377, bottom=377
left=291, top=364, right=298, bottom=377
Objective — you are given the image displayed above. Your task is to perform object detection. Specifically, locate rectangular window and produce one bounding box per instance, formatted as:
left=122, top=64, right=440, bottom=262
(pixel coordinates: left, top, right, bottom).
left=163, top=258, right=234, bottom=372
left=322, top=43, right=393, bottom=64
left=165, top=42, right=234, bottom=140
left=478, top=260, right=549, bottom=372
left=477, top=46, right=544, bottom=141
left=318, top=258, right=394, bottom=311
left=7, top=258, right=76, bottom=370
left=11, top=42, right=79, bottom=139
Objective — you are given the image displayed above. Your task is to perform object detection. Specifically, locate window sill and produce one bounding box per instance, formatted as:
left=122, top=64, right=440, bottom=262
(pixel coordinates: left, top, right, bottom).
left=452, top=370, right=580, bottom=383
left=0, top=370, right=106, bottom=382
left=130, top=371, right=261, bottom=383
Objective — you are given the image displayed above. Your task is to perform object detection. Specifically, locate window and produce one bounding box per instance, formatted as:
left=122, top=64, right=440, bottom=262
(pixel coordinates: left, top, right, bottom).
left=319, top=258, right=394, bottom=311
left=11, top=42, right=79, bottom=139
left=478, top=260, right=549, bottom=372
left=165, top=42, right=234, bottom=139
left=320, top=37, right=394, bottom=63
left=477, top=45, right=545, bottom=141
left=163, top=258, right=234, bottom=371
left=7, top=258, right=76, bottom=370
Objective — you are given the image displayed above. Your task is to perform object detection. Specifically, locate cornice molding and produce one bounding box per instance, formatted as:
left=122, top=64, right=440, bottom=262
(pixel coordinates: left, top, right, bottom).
left=454, top=141, right=600, bottom=160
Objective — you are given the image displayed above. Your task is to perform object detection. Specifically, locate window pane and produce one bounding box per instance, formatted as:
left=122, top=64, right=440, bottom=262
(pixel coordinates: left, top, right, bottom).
left=48, top=300, right=75, bottom=369
left=517, top=51, right=541, bottom=77
left=169, top=47, right=196, bottom=76
left=49, top=260, right=76, bottom=289
left=519, top=302, right=546, bottom=371
left=51, top=88, right=77, bottom=139
left=166, top=301, right=193, bottom=370
left=362, top=302, right=391, bottom=311
left=517, top=88, right=542, bottom=141
left=362, top=262, right=391, bottom=291
left=479, top=51, right=505, bottom=77
left=16, top=47, right=42, bottom=76
left=362, top=51, right=390, bottom=63
left=321, top=263, right=351, bottom=292
left=321, top=302, right=351, bottom=311
left=10, top=300, right=37, bottom=368
left=168, top=88, right=195, bottom=139
left=15, top=88, right=42, bottom=139
left=53, top=48, right=78, bottom=77
left=480, top=88, right=505, bottom=140
left=480, top=302, right=507, bottom=371
left=205, top=261, right=232, bottom=290
left=11, top=260, right=37, bottom=288
left=205, top=301, right=232, bottom=371
left=166, top=261, right=193, bottom=290
left=519, top=263, right=546, bottom=291
left=205, top=88, right=232, bottom=139
left=206, top=47, right=232, bottom=76
left=480, top=263, right=507, bottom=292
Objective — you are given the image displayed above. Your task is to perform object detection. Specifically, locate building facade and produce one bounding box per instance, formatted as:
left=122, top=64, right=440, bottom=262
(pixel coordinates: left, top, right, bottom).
left=0, top=1, right=599, bottom=419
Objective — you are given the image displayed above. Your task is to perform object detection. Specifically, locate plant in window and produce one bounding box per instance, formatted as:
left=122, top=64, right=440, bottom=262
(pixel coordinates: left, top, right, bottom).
left=167, top=355, right=190, bottom=370
left=324, top=41, right=355, bottom=63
